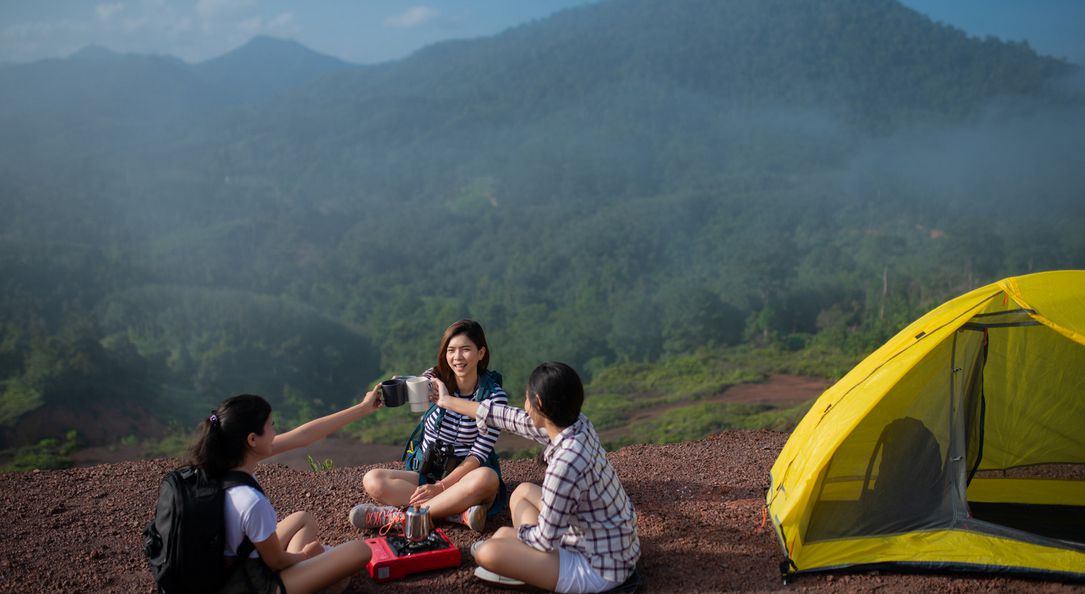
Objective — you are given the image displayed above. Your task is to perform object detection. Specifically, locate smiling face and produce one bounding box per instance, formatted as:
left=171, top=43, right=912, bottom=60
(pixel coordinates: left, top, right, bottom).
left=446, top=333, right=486, bottom=389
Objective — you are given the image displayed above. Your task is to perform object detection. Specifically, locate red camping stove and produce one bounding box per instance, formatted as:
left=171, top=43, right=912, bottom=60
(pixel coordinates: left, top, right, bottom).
left=365, top=528, right=461, bottom=583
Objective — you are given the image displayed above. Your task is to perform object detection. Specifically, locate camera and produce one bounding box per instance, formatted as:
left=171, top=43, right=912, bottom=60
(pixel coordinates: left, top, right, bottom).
left=419, top=440, right=462, bottom=481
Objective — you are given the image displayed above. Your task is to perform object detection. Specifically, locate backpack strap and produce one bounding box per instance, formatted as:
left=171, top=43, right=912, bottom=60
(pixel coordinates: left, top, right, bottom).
left=221, top=470, right=264, bottom=494
left=220, top=470, right=265, bottom=562
left=402, top=403, right=440, bottom=468
left=474, top=370, right=503, bottom=404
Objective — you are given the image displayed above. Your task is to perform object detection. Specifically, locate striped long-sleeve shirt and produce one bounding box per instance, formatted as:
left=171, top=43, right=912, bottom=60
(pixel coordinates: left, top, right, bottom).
left=475, top=400, right=640, bottom=584
left=422, top=380, right=507, bottom=464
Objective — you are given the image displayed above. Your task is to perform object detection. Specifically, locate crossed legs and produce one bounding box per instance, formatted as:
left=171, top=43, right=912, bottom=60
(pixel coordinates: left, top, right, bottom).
left=362, top=466, right=499, bottom=518
left=472, top=482, right=561, bottom=591
left=275, top=511, right=371, bottom=594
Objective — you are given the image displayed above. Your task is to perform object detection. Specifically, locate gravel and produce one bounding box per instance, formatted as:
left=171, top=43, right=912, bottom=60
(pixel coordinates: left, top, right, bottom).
left=0, top=430, right=1080, bottom=593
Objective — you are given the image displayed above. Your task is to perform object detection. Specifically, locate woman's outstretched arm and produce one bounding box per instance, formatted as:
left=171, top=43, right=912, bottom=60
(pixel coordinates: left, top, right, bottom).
left=436, top=381, right=547, bottom=443
left=434, top=380, right=481, bottom=418
left=272, top=385, right=381, bottom=455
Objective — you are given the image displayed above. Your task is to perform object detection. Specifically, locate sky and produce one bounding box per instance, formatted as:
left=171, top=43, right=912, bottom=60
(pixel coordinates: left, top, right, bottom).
left=1, top=1, right=1083, bottom=66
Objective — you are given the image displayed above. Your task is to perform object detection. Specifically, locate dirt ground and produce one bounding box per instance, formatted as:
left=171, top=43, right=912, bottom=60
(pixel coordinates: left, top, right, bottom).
left=717, top=375, right=830, bottom=404
left=1, top=429, right=1080, bottom=594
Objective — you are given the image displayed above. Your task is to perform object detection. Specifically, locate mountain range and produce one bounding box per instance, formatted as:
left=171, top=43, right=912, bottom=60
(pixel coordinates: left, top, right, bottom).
left=0, top=0, right=1082, bottom=453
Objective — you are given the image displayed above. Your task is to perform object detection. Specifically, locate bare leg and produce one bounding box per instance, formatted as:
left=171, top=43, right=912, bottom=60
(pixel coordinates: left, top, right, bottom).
left=275, top=511, right=318, bottom=553
left=424, top=466, right=499, bottom=518
left=509, top=482, right=543, bottom=528
left=363, top=467, right=499, bottom=518
left=362, top=468, right=419, bottom=507
left=279, top=539, right=371, bottom=594
left=475, top=526, right=560, bottom=591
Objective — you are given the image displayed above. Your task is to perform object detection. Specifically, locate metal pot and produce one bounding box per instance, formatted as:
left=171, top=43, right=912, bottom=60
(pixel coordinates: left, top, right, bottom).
left=404, top=505, right=434, bottom=542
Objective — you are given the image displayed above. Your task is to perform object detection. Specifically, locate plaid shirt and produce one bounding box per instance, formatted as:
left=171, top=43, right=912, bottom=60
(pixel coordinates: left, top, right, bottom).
left=476, top=401, right=640, bottom=583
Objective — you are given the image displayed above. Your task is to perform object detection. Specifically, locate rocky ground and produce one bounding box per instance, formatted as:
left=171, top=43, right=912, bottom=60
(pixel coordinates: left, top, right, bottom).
left=0, top=430, right=1081, bottom=593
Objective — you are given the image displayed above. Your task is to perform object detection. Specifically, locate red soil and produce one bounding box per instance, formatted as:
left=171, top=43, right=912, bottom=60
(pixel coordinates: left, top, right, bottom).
left=1, top=430, right=1080, bottom=593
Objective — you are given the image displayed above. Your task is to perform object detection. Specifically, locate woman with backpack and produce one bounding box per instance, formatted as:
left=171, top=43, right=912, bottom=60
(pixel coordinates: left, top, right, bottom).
left=191, top=391, right=380, bottom=594
left=437, top=361, right=640, bottom=593
left=351, top=319, right=508, bottom=533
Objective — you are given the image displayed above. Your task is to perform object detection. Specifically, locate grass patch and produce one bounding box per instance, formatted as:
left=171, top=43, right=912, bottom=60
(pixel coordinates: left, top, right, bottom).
left=580, top=344, right=854, bottom=449
left=344, top=411, right=420, bottom=447
left=0, top=379, right=43, bottom=427
left=141, top=430, right=193, bottom=459
left=732, top=399, right=818, bottom=432
left=1, top=430, right=80, bottom=472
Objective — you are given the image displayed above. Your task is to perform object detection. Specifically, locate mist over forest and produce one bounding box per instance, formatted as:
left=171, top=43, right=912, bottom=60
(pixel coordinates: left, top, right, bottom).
left=0, top=0, right=1082, bottom=456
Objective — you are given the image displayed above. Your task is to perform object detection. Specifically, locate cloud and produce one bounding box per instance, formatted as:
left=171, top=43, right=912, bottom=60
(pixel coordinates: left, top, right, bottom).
left=238, top=12, right=295, bottom=35
left=0, top=19, right=92, bottom=61
left=195, top=0, right=256, bottom=21
left=384, top=6, right=439, bottom=29
left=267, top=12, right=294, bottom=30
left=2, top=20, right=89, bottom=39
left=96, top=3, right=126, bottom=21
left=121, top=17, right=149, bottom=33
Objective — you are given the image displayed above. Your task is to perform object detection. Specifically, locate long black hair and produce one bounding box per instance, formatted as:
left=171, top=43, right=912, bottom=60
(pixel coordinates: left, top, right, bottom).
left=188, top=394, right=271, bottom=477
left=526, top=361, right=584, bottom=428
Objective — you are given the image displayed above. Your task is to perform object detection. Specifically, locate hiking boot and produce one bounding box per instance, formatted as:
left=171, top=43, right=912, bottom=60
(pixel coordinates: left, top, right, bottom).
left=348, top=503, right=404, bottom=532
left=449, top=504, right=487, bottom=532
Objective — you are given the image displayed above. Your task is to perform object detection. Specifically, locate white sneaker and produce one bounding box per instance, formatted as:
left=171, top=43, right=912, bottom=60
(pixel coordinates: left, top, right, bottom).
left=473, top=566, right=526, bottom=587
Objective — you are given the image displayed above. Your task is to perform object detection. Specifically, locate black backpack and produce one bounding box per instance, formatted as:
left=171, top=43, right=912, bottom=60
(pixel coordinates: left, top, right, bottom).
left=143, top=466, right=264, bottom=594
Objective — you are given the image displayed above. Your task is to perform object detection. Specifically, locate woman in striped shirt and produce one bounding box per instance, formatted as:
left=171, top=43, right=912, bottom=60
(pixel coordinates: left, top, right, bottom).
left=438, top=361, right=640, bottom=593
left=351, top=320, right=507, bottom=532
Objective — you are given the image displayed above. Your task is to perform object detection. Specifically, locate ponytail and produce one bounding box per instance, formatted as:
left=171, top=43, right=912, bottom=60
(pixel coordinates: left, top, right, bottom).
left=188, top=394, right=271, bottom=477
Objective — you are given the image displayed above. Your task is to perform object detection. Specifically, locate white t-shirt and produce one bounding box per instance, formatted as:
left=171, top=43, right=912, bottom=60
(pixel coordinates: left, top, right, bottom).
left=223, top=485, right=277, bottom=558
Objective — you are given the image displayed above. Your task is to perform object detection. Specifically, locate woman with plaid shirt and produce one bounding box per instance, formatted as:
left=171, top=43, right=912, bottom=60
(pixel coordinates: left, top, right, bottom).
left=436, top=361, right=640, bottom=593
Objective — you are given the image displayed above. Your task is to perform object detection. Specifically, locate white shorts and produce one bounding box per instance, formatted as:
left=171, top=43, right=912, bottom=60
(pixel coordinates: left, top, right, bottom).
left=556, top=548, right=620, bottom=594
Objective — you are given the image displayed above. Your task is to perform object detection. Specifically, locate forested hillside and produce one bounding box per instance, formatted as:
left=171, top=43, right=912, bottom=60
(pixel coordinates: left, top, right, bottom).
left=1, top=0, right=1082, bottom=458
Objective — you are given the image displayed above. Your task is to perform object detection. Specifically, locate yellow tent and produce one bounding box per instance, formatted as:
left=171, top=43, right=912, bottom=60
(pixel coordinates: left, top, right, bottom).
left=767, top=270, right=1085, bottom=580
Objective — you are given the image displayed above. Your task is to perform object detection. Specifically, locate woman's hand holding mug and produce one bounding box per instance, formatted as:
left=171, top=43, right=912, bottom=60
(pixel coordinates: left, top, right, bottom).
left=361, top=384, right=382, bottom=413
